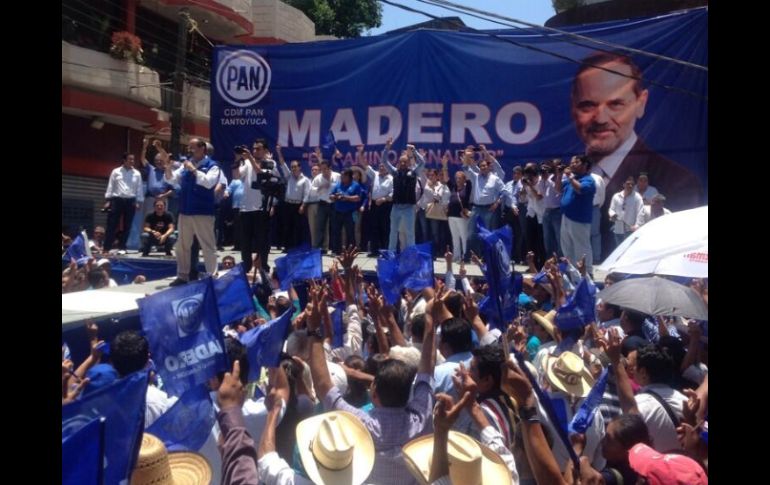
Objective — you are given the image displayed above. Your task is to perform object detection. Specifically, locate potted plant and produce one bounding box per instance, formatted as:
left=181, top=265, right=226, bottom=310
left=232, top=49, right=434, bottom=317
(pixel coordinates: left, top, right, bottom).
left=110, top=31, right=144, bottom=64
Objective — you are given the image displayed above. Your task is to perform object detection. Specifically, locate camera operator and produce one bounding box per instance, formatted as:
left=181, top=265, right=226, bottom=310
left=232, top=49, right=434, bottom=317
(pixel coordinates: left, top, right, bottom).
left=232, top=138, right=282, bottom=273
left=521, top=162, right=546, bottom=268
left=541, top=159, right=563, bottom=258
left=275, top=144, right=310, bottom=252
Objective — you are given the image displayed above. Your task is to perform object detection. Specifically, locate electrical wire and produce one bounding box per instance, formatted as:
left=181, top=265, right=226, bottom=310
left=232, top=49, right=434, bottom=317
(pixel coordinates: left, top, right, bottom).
left=420, top=0, right=707, bottom=71
left=379, top=0, right=707, bottom=101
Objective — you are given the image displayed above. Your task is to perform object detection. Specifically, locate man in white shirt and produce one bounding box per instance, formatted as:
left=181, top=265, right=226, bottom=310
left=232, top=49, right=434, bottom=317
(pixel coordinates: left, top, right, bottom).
left=103, top=152, right=144, bottom=251
left=359, top=145, right=394, bottom=256
left=304, top=163, right=323, bottom=248
left=275, top=145, right=310, bottom=251
left=521, top=163, right=546, bottom=267
left=310, top=159, right=341, bottom=254
left=462, top=147, right=504, bottom=256
left=233, top=139, right=281, bottom=273
left=636, top=193, right=672, bottom=227
left=635, top=173, right=659, bottom=205
left=589, top=172, right=606, bottom=262
left=608, top=177, right=644, bottom=247
left=633, top=344, right=686, bottom=453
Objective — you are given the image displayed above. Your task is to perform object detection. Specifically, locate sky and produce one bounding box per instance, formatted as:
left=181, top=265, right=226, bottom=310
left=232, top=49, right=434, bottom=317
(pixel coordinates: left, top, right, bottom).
left=366, top=0, right=557, bottom=35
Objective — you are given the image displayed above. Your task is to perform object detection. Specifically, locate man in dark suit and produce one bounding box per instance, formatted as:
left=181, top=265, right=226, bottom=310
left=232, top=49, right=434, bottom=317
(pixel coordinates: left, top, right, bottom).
left=571, top=52, right=704, bottom=259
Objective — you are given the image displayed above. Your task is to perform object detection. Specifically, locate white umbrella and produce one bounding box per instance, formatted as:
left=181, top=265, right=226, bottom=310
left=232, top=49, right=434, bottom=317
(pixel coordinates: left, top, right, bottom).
left=596, top=206, right=707, bottom=278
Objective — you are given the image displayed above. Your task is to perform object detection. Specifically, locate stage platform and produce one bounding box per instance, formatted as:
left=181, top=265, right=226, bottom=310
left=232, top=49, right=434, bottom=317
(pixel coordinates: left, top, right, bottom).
left=63, top=248, right=502, bottom=328
left=62, top=247, right=606, bottom=330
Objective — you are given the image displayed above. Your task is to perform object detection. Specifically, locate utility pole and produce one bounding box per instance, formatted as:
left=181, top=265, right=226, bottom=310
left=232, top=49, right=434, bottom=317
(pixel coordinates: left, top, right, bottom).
left=170, top=8, right=190, bottom=158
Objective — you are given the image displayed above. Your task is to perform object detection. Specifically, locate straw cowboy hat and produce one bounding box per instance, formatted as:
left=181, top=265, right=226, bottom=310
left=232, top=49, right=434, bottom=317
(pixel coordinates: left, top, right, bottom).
left=544, top=351, right=595, bottom=398
left=531, top=310, right=557, bottom=340
left=402, top=430, right=512, bottom=485
left=130, top=433, right=211, bottom=485
left=296, top=411, right=375, bottom=485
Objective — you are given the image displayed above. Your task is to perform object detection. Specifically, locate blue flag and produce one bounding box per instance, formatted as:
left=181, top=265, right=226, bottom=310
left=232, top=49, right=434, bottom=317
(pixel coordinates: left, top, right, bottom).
left=62, top=371, right=149, bottom=485
left=376, top=242, right=434, bottom=305
left=147, top=385, right=215, bottom=452
left=330, top=301, right=346, bottom=349
left=321, top=130, right=337, bottom=162
left=510, top=349, right=581, bottom=472
left=238, top=307, right=294, bottom=382
left=275, top=245, right=323, bottom=290
left=476, top=220, right=520, bottom=331
left=138, top=278, right=228, bottom=396
left=214, top=263, right=257, bottom=326
left=64, top=231, right=91, bottom=265
left=569, top=367, right=609, bottom=435
left=62, top=416, right=104, bottom=485
left=555, top=277, right=597, bottom=332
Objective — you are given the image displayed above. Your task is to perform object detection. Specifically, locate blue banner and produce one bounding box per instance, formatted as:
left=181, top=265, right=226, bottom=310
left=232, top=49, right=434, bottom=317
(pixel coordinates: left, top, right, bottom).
left=138, top=278, right=228, bottom=396
left=569, top=367, right=609, bottom=435
left=555, top=277, right=597, bottom=332
left=63, top=231, right=90, bottom=266
left=238, top=307, right=294, bottom=382
left=275, top=245, right=323, bottom=290
left=476, top=220, right=520, bottom=331
left=147, top=385, right=215, bottom=452
left=108, top=258, right=181, bottom=285
left=211, top=9, right=707, bottom=210
left=376, top=242, right=434, bottom=305
left=62, top=371, right=148, bottom=485
left=62, top=416, right=104, bottom=485
left=214, top=263, right=257, bottom=325
left=331, top=301, right=346, bottom=349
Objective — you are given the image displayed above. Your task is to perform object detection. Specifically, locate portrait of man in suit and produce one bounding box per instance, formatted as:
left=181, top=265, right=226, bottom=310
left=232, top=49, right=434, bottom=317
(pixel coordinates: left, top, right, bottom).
left=571, top=51, right=704, bottom=258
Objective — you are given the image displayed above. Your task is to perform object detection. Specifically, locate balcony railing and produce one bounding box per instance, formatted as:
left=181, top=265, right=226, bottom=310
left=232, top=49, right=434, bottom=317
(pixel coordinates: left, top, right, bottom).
left=62, top=41, right=162, bottom=108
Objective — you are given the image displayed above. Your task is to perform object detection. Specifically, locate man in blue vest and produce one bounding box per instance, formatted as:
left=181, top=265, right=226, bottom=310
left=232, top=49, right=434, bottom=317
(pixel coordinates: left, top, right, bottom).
left=163, top=138, right=221, bottom=286
left=382, top=138, right=426, bottom=252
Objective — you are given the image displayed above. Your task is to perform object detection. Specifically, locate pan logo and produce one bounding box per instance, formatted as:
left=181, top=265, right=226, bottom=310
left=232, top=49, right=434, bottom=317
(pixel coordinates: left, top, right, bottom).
left=216, top=50, right=271, bottom=107
left=172, top=294, right=204, bottom=337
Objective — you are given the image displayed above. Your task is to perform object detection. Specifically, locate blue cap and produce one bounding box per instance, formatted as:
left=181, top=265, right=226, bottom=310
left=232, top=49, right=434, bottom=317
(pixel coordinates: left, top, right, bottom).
left=83, top=364, right=119, bottom=395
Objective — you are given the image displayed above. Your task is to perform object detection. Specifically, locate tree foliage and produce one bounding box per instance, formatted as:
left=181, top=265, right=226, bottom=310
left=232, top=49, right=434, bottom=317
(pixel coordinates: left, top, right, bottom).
left=285, top=0, right=382, bottom=38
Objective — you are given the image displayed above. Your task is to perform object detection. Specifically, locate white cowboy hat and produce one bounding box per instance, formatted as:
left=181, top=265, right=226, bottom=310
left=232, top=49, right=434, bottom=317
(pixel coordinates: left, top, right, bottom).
left=402, top=430, right=512, bottom=485
left=544, top=351, right=595, bottom=398
left=130, top=433, right=211, bottom=485
left=531, top=310, right=557, bottom=340
left=295, top=411, right=375, bottom=485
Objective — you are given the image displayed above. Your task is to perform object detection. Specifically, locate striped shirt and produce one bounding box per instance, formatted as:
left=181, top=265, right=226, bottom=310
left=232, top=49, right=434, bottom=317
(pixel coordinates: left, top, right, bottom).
left=477, top=391, right=517, bottom=449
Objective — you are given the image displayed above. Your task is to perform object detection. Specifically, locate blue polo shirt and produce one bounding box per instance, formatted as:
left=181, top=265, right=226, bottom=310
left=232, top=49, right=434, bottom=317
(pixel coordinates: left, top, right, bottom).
left=331, top=181, right=362, bottom=213
left=561, top=174, right=596, bottom=224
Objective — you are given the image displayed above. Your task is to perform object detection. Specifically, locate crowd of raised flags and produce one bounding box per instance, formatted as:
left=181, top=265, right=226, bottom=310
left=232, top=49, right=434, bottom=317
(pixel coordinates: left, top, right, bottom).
left=62, top=227, right=708, bottom=484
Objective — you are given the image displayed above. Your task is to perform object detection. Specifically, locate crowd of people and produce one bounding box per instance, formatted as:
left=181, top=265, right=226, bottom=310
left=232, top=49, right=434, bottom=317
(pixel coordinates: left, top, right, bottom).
left=62, top=243, right=708, bottom=484
left=64, top=133, right=682, bottom=288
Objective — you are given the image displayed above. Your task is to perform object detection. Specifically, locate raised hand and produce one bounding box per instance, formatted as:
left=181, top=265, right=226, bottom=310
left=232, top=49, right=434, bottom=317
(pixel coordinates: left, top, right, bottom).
left=433, top=392, right=473, bottom=434
left=452, top=362, right=478, bottom=400
left=500, top=360, right=535, bottom=408
left=336, top=245, right=359, bottom=270
left=682, top=388, right=701, bottom=426
left=217, top=360, right=245, bottom=409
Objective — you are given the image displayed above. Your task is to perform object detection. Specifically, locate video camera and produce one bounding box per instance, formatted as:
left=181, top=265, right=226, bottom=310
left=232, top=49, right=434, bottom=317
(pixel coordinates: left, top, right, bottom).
left=251, top=160, right=286, bottom=199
